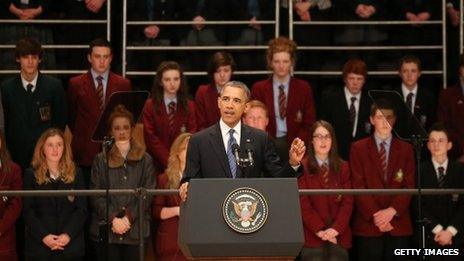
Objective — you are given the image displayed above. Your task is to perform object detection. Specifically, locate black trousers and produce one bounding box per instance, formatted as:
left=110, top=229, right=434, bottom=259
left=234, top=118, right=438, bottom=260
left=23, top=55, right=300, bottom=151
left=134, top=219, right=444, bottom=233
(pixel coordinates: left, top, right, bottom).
left=95, top=242, right=140, bottom=261
left=355, top=234, right=410, bottom=261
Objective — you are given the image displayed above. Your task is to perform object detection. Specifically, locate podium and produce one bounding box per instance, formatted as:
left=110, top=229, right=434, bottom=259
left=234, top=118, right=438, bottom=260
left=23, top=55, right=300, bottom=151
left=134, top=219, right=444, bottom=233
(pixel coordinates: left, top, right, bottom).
left=179, top=178, right=304, bottom=260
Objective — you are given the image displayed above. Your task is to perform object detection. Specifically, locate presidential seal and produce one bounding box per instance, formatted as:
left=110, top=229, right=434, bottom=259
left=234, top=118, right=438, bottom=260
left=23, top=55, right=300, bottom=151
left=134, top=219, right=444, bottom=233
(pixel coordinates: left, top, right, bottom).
left=222, top=187, right=268, bottom=234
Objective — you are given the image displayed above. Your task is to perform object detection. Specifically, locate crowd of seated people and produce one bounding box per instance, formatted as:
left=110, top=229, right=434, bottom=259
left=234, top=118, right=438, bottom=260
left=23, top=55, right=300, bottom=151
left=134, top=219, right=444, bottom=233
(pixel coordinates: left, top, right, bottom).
left=0, top=5, right=464, bottom=258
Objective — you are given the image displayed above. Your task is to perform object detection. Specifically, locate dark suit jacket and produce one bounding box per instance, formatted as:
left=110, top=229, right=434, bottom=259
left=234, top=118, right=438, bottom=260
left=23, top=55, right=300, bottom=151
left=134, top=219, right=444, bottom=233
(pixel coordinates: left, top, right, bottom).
left=391, top=85, right=436, bottom=140
left=152, top=173, right=186, bottom=261
left=437, top=84, right=464, bottom=158
left=420, top=160, right=464, bottom=246
left=318, top=88, right=371, bottom=160
left=142, top=98, right=197, bottom=170
left=298, top=160, right=353, bottom=249
left=67, top=71, right=131, bottom=167
left=350, top=137, right=415, bottom=237
left=23, top=168, right=87, bottom=259
left=1, top=73, right=67, bottom=169
left=183, top=122, right=299, bottom=180
left=195, top=84, right=220, bottom=130
left=0, top=162, right=22, bottom=256
left=251, top=77, right=316, bottom=145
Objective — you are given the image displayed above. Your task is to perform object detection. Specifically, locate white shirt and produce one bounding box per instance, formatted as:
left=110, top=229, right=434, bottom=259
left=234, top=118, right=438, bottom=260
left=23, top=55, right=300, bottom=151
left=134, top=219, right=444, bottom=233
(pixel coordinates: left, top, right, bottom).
left=90, top=69, right=110, bottom=98
left=163, top=96, right=177, bottom=113
left=21, top=73, right=38, bottom=93
left=219, top=119, right=241, bottom=151
left=272, top=75, right=290, bottom=138
left=344, top=87, right=361, bottom=137
left=432, top=158, right=448, bottom=180
left=401, top=84, right=418, bottom=114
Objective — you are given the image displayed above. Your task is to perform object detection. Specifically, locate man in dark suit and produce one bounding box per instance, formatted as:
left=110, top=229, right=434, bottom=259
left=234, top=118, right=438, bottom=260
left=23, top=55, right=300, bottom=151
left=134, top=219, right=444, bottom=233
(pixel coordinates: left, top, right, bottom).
left=319, top=58, right=371, bottom=160
left=1, top=38, right=66, bottom=170
left=67, top=38, right=131, bottom=184
left=419, top=123, right=464, bottom=260
left=350, top=101, right=415, bottom=261
left=390, top=55, right=435, bottom=139
left=252, top=37, right=315, bottom=162
left=180, top=81, right=306, bottom=201
left=437, top=55, right=464, bottom=160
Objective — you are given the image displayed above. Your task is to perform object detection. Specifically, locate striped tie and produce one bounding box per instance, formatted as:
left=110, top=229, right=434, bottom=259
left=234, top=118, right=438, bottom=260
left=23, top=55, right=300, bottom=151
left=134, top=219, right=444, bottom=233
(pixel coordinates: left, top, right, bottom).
left=379, top=141, right=387, bottom=181
left=96, top=75, right=104, bottom=110
left=168, top=101, right=176, bottom=127
left=437, top=166, right=445, bottom=188
left=406, top=92, right=414, bottom=113
left=321, top=162, right=329, bottom=187
left=349, top=96, right=357, bottom=135
left=278, top=85, right=286, bottom=119
left=226, top=129, right=238, bottom=178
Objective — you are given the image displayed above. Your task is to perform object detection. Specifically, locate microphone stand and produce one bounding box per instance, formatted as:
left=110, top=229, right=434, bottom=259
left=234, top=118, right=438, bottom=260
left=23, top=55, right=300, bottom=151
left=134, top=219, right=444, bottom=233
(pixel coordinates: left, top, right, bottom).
left=102, top=136, right=114, bottom=261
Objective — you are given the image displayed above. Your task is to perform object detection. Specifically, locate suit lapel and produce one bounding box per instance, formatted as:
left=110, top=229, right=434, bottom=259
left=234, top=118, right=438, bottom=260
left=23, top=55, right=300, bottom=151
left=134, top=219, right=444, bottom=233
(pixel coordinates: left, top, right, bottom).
left=209, top=124, right=232, bottom=178
left=106, top=72, right=118, bottom=101
left=367, top=137, right=386, bottom=188
left=264, top=79, right=276, bottom=130
left=85, top=71, right=102, bottom=109
left=387, top=139, right=400, bottom=184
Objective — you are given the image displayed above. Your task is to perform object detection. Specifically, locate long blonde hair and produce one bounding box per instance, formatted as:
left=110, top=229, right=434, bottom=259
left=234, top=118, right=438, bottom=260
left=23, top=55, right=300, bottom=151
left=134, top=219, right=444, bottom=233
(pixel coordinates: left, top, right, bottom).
left=31, top=128, right=76, bottom=185
left=165, top=133, right=191, bottom=189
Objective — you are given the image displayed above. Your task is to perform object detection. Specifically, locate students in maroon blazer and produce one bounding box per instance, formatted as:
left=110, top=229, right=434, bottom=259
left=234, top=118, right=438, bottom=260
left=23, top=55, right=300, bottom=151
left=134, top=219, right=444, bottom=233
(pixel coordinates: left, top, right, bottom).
left=142, top=61, right=197, bottom=171
left=153, top=133, right=191, bottom=261
left=195, top=51, right=235, bottom=130
left=67, top=39, right=131, bottom=182
left=350, top=101, right=415, bottom=261
left=298, top=121, right=353, bottom=261
left=0, top=130, right=22, bottom=261
left=437, top=55, right=464, bottom=160
left=252, top=37, right=316, bottom=161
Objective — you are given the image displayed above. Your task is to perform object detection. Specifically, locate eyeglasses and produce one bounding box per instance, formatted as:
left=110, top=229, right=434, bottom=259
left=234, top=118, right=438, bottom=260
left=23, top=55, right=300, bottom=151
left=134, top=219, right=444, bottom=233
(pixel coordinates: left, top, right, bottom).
left=313, top=134, right=331, bottom=141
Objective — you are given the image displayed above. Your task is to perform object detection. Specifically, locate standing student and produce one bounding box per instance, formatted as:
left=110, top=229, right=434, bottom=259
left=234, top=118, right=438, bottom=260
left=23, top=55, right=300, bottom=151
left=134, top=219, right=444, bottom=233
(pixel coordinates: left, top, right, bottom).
left=350, top=101, right=415, bottom=261
left=23, top=128, right=87, bottom=261
left=142, top=61, right=197, bottom=172
left=153, top=133, right=191, bottom=261
left=0, top=130, right=22, bottom=261
left=420, top=123, right=464, bottom=260
left=298, top=120, right=353, bottom=261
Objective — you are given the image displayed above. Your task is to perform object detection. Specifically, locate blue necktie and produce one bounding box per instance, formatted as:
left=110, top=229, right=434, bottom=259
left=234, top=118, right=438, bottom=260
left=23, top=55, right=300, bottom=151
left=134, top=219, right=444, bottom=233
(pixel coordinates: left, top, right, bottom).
left=227, top=129, right=238, bottom=178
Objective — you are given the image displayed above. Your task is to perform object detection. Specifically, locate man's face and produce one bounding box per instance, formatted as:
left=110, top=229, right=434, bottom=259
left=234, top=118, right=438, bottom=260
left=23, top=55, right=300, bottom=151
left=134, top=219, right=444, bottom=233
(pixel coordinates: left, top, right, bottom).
left=344, top=73, right=365, bottom=95
left=218, top=86, right=248, bottom=127
left=88, top=46, right=112, bottom=74
left=243, top=106, right=268, bottom=131
left=370, top=109, right=396, bottom=137
left=399, top=62, right=421, bottom=89
left=17, top=54, right=40, bottom=75
left=427, top=131, right=452, bottom=158
left=271, top=51, right=292, bottom=78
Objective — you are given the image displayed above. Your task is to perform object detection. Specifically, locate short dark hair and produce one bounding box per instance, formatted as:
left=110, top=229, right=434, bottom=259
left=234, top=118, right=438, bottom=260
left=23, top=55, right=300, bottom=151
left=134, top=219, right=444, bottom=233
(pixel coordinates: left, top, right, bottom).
left=428, top=122, right=450, bottom=140
left=207, top=51, right=236, bottom=81
left=15, top=38, right=42, bottom=59
left=88, top=38, right=112, bottom=55
left=399, top=55, right=421, bottom=71
left=370, top=99, right=396, bottom=117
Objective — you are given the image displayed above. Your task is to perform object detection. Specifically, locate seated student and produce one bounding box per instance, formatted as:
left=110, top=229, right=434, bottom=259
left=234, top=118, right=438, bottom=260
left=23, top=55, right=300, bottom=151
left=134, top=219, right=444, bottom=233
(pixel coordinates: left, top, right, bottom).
left=195, top=51, right=236, bottom=130
left=420, top=123, right=464, bottom=260
left=142, top=61, right=197, bottom=172
left=90, top=105, right=155, bottom=261
left=350, top=101, right=415, bottom=261
left=252, top=37, right=316, bottom=162
left=0, top=130, right=22, bottom=261
left=153, top=133, right=191, bottom=261
left=23, top=128, right=87, bottom=261
left=243, top=99, right=269, bottom=131
left=298, top=120, right=353, bottom=261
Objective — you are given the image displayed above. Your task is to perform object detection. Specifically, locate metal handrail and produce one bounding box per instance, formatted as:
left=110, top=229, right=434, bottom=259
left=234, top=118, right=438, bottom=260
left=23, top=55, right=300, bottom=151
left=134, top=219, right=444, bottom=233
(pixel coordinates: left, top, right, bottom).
left=126, top=20, right=276, bottom=25
left=293, top=20, right=442, bottom=25
left=0, top=19, right=106, bottom=24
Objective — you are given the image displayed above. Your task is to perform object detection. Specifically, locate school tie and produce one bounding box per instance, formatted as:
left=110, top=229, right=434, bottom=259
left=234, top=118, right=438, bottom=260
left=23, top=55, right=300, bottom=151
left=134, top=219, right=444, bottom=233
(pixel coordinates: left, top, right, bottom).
left=96, top=75, right=104, bottom=110
left=349, top=96, right=357, bottom=134
left=168, top=101, right=176, bottom=128
left=226, top=129, right=238, bottom=178
left=26, top=83, right=33, bottom=95
left=278, top=84, right=286, bottom=119
left=437, top=166, right=445, bottom=188
left=379, top=141, right=388, bottom=181
left=406, top=92, right=414, bottom=113
left=321, top=162, right=329, bottom=186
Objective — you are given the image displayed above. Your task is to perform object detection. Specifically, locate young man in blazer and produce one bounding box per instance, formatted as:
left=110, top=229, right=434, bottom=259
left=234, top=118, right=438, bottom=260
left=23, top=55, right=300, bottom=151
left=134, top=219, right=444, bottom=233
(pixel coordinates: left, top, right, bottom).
left=179, top=81, right=306, bottom=201
left=252, top=37, right=315, bottom=162
left=350, top=101, right=415, bottom=261
left=67, top=38, right=131, bottom=184
left=420, top=123, right=464, bottom=260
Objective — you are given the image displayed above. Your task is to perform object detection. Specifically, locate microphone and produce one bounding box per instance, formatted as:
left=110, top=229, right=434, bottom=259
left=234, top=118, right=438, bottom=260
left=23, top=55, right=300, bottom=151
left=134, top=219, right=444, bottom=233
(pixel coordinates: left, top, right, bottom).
left=245, top=139, right=254, bottom=166
left=232, top=143, right=241, bottom=166
left=102, top=136, right=115, bottom=147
